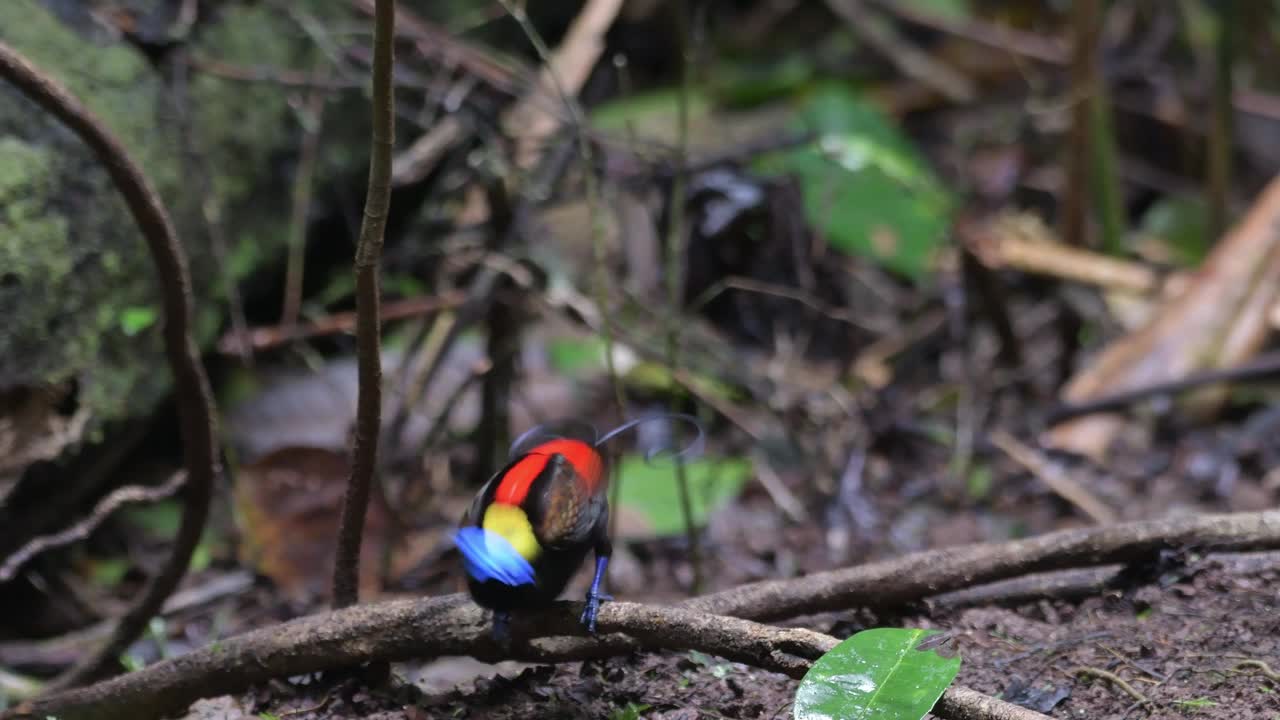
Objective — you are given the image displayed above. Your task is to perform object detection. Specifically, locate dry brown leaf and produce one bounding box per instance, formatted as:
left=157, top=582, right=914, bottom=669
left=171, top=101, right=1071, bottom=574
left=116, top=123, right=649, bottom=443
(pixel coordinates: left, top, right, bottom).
left=501, top=0, right=625, bottom=169
left=233, top=447, right=391, bottom=604
left=0, top=384, right=89, bottom=501
left=1045, top=175, right=1280, bottom=460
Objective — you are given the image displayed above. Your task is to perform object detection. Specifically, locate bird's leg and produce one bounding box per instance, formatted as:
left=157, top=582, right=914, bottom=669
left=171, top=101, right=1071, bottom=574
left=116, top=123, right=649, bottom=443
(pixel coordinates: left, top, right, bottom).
left=579, top=538, right=613, bottom=634
left=492, top=610, right=512, bottom=648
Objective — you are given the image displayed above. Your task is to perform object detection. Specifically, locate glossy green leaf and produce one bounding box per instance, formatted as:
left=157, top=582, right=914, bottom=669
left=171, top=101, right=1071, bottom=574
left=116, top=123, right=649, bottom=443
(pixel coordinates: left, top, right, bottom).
left=794, top=628, right=961, bottom=720
left=754, top=85, right=953, bottom=278
left=615, top=454, right=752, bottom=536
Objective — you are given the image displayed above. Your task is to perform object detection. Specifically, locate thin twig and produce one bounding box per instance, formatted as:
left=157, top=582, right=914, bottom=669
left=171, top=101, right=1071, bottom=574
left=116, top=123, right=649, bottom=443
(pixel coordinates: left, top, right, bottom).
left=1061, top=0, right=1098, bottom=248
left=0, top=474, right=186, bottom=582
left=1234, top=659, right=1280, bottom=682
left=866, top=0, right=1068, bottom=64
left=665, top=0, right=703, bottom=595
left=331, top=0, right=395, bottom=610
left=988, top=430, right=1117, bottom=524
left=216, top=291, right=465, bottom=355
left=825, top=0, right=975, bottom=103
left=0, top=40, right=221, bottom=691
left=932, top=685, right=1054, bottom=720
left=493, top=0, right=630, bottom=566
left=1071, top=666, right=1154, bottom=707
left=282, top=59, right=333, bottom=328
left=1206, top=0, right=1238, bottom=239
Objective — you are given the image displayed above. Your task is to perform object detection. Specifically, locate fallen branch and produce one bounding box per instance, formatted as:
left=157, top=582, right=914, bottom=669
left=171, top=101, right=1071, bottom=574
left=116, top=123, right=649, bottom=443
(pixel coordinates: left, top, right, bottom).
left=0, top=41, right=221, bottom=690
left=8, top=595, right=1043, bottom=720
left=682, top=510, right=1280, bottom=621
left=17, top=511, right=1280, bottom=719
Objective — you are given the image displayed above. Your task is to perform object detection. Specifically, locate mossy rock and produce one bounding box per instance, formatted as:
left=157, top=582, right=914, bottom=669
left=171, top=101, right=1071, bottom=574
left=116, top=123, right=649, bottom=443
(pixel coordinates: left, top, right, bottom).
left=0, top=0, right=358, bottom=441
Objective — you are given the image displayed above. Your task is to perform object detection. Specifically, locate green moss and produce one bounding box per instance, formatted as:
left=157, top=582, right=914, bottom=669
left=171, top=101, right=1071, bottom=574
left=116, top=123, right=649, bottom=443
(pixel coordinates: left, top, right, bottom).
left=0, top=0, right=171, bottom=187
left=0, top=0, right=367, bottom=432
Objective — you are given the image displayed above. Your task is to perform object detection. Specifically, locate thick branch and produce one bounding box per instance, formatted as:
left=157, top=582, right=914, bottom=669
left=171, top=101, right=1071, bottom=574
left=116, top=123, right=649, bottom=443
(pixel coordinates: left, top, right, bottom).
left=684, top=510, right=1280, bottom=621
left=18, top=511, right=1278, bottom=719
left=0, top=41, right=220, bottom=689
left=332, top=0, right=395, bottom=609
left=7, top=595, right=1042, bottom=720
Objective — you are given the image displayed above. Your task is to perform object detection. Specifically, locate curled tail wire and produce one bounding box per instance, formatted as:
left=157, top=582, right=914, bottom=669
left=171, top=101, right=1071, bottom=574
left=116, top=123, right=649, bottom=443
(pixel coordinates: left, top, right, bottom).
left=595, top=412, right=705, bottom=464
left=507, top=413, right=706, bottom=465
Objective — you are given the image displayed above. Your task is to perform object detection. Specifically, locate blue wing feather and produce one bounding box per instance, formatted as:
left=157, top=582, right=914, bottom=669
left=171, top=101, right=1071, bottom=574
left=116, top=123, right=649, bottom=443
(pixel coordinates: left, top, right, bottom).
left=451, top=527, right=536, bottom=586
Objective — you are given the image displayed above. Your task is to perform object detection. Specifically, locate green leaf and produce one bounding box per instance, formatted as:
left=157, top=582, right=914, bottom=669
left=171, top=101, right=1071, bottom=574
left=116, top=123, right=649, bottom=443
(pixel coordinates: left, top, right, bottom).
left=794, top=628, right=961, bottom=720
left=189, top=535, right=213, bottom=573
left=1137, top=196, right=1211, bottom=266
left=965, top=464, right=992, bottom=501
left=615, top=454, right=752, bottom=536
left=118, top=652, right=145, bottom=673
left=590, top=88, right=713, bottom=140
left=89, top=558, right=130, bottom=588
left=609, top=703, right=651, bottom=720
left=119, top=306, right=157, bottom=336
left=623, top=361, right=741, bottom=401
left=1173, top=697, right=1218, bottom=710
left=548, top=336, right=609, bottom=374
left=709, top=55, right=815, bottom=108
left=755, top=85, right=953, bottom=278
left=897, top=0, right=971, bottom=19
left=122, top=500, right=182, bottom=538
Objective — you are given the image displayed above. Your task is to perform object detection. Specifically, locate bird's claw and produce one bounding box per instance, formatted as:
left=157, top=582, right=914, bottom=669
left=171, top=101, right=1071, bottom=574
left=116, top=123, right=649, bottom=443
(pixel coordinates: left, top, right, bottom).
left=579, top=591, right=612, bottom=634
left=491, top=610, right=513, bottom=648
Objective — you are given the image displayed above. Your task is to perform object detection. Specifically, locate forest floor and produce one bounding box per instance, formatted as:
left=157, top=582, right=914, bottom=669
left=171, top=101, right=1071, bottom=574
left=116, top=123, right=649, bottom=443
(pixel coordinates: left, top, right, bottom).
left=164, top=417, right=1280, bottom=720
left=185, top=548, right=1280, bottom=720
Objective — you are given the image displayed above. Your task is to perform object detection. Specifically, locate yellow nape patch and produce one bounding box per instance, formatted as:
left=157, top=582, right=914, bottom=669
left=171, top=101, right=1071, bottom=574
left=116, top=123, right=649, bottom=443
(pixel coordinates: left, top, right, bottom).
left=482, top=503, right=542, bottom=561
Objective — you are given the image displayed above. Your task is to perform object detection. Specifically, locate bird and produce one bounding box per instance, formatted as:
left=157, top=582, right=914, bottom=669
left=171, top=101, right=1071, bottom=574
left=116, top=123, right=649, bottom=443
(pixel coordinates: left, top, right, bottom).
left=453, top=435, right=611, bottom=643
left=451, top=414, right=703, bottom=644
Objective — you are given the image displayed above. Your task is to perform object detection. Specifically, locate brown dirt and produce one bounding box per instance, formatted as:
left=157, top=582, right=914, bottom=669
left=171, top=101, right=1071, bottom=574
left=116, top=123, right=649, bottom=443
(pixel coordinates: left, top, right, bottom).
left=211, top=551, right=1280, bottom=720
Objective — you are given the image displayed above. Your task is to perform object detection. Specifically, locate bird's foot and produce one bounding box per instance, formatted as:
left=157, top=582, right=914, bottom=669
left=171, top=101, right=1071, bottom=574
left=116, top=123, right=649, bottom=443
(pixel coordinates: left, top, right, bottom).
left=579, top=590, right=612, bottom=634
left=492, top=610, right=513, bottom=648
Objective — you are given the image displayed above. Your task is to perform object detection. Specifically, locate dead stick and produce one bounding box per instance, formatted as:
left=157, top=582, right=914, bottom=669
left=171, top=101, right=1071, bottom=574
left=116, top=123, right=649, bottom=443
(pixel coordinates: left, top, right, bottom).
left=682, top=510, right=1280, bottom=620
left=989, top=430, right=1116, bottom=524
left=1045, top=350, right=1280, bottom=425
left=0, top=40, right=221, bottom=690
left=0, top=474, right=186, bottom=582
left=331, top=0, right=395, bottom=610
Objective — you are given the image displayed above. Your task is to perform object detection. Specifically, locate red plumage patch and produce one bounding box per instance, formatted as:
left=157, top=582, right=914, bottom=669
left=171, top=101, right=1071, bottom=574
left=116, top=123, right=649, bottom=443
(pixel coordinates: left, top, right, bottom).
left=493, top=438, right=603, bottom=506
